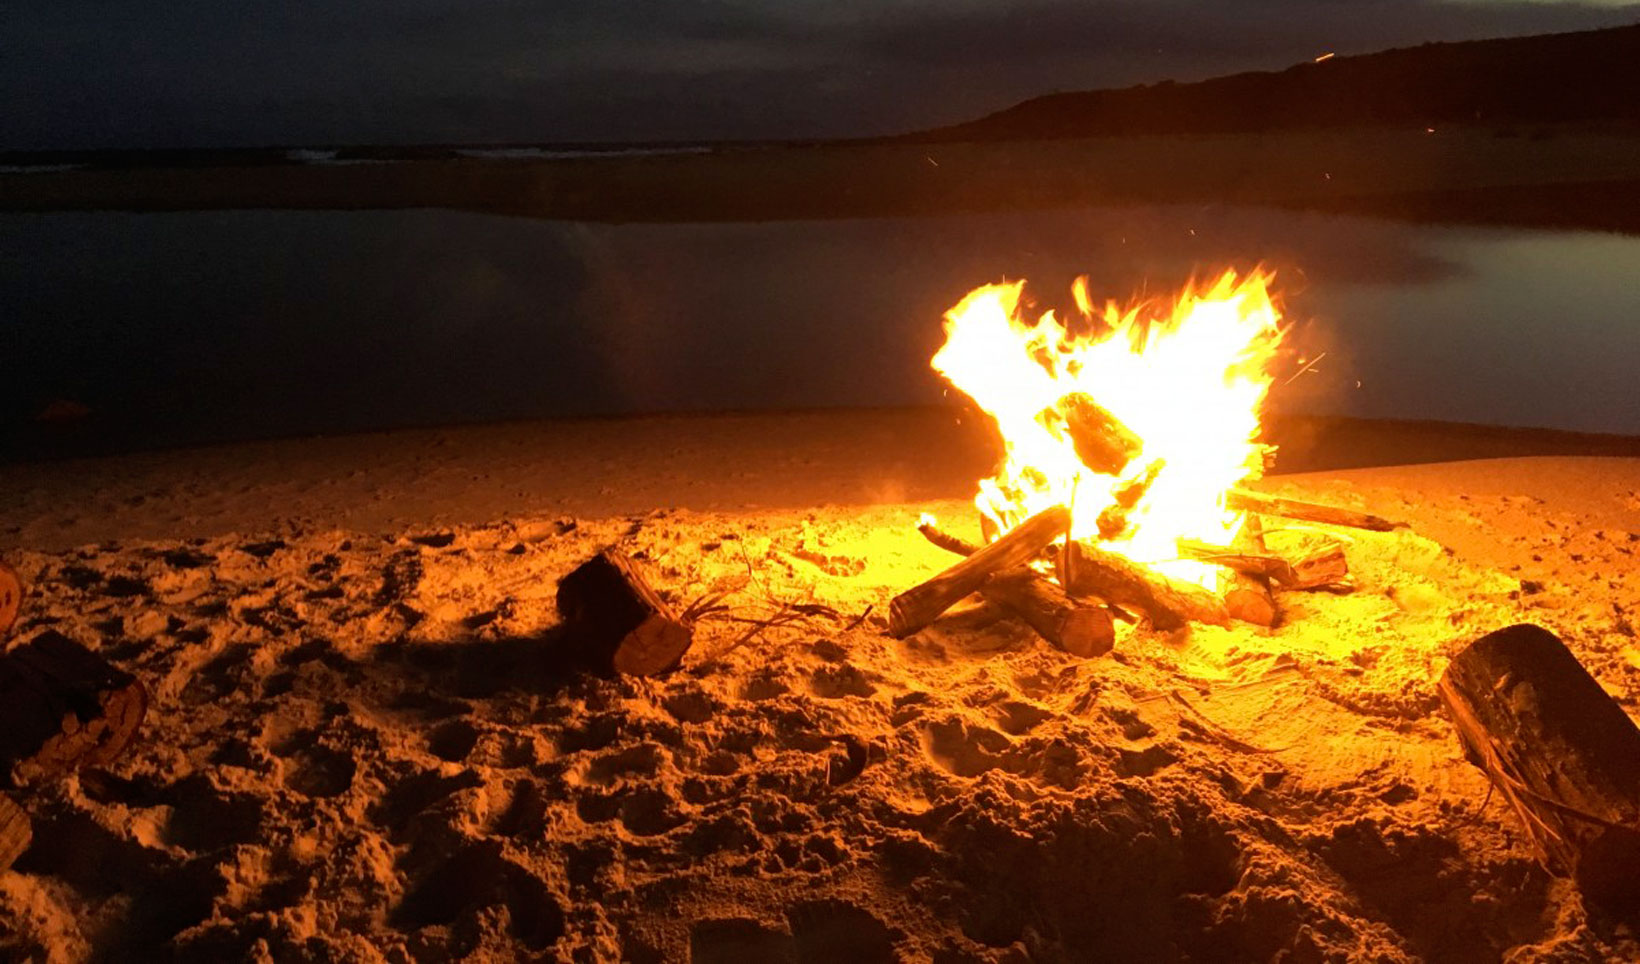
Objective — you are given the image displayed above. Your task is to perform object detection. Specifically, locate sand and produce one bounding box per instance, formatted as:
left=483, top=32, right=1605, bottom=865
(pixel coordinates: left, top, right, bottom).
left=1, top=411, right=1638, bottom=962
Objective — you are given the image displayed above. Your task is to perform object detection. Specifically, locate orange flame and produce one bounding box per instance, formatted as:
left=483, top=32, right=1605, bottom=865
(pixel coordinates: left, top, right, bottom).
left=932, top=268, right=1286, bottom=587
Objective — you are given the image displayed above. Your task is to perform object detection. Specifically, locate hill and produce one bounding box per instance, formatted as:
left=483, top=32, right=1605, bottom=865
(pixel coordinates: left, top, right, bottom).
left=917, top=24, right=1640, bottom=141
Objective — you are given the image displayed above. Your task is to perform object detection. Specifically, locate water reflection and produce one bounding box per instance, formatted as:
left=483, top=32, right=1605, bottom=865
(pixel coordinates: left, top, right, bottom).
left=0, top=206, right=1634, bottom=454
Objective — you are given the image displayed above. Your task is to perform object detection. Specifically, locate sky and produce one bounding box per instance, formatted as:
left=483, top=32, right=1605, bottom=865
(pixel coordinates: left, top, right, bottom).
left=3, top=0, right=1637, bottom=149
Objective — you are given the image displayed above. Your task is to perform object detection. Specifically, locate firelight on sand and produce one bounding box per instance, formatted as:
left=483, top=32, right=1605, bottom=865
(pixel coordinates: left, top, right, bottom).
left=932, top=269, right=1286, bottom=588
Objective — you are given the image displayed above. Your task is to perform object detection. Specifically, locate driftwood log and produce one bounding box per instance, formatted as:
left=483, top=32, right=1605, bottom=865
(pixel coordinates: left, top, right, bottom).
left=983, top=570, right=1115, bottom=657
left=0, top=561, right=21, bottom=637
left=1052, top=393, right=1142, bottom=476
left=556, top=549, right=694, bottom=676
left=0, top=631, right=148, bottom=784
left=1437, top=624, right=1640, bottom=908
left=1058, top=541, right=1230, bottom=631
left=1226, top=490, right=1404, bottom=532
left=1178, top=539, right=1349, bottom=591
left=0, top=794, right=28, bottom=871
left=915, top=520, right=1114, bottom=656
left=889, top=505, right=1071, bottom=638
left=1223, top=572, right=1278, bottom=627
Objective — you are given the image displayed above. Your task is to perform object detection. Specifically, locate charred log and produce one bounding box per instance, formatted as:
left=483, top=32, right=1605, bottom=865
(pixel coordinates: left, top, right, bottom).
left=0, top=631, right=148, bottom=785
left=556, top=549, right=694, bottom=676
left=1226, top=490, right=1405, bottom=532
left=1178, top=539, right=1349, bottom=591
left=1437, top=624, right=1640, bottom=909
left=1058, top=541, right=1230, bottom=631
left=981, top=569, right=1115, bottom=657
left=914, top=522, right=1114, bottom=657
left=889, top=505, right=1071, bottom=638
left=1051, top=393, right=1142, bottom=476
left=1222, top=572, right=1279, bottom=627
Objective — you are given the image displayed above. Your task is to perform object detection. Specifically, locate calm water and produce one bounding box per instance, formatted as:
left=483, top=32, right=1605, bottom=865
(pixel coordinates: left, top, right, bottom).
left=2, top=205, right=1637, bottom=454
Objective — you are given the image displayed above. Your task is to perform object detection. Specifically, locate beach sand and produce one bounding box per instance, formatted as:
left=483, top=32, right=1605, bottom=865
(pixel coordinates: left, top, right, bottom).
left=1, top=410, right=1637, bottom=961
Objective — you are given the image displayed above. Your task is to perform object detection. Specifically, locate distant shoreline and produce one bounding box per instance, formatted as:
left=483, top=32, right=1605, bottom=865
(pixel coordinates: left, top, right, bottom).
left=4, top=127, right=1640, bottom=235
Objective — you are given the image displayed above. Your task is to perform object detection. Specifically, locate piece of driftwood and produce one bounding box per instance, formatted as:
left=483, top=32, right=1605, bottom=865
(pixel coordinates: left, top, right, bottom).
left=1051, top=393, right=1142, bottom=476
left=914, top=521, right=1113, bottom=656
left=1178, top=539, right=1349, bottom=591
left=1226, top=490, right=1404, bottom=532
left=0, top=794, right=28, bottom=871
left=916, top=518, right=981, bottom=557
left=1058, top=541, right=1230, bottom=631
left=982, top=569, right=1115, bottom=657
left=1222, top=572, right=1278, bottom=627
left=556, top=549, right=694, bottom=676
left=0, top=631, right=149, bottom=784
left=889, top=505, right=1071, bottom=638
left=0, top=561, right=21, bottom=637
left=1437, top=624, right=1640, bottom=909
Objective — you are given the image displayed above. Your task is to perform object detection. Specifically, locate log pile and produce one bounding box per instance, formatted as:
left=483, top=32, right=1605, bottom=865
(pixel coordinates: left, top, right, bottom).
left=888, top=394, right=1398, bottom=652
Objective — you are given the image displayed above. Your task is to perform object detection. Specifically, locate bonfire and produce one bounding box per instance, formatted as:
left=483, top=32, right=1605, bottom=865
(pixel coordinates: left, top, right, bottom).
left=890, top=270, right=1379, bottom=649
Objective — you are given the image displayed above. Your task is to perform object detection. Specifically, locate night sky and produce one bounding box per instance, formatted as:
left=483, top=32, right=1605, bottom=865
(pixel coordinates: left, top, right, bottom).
left=5, top=0, right=1638, bottom=149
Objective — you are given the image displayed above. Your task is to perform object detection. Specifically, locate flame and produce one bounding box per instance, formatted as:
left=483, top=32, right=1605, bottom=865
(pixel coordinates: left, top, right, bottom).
left=931, top=268, right=1285, bottom=587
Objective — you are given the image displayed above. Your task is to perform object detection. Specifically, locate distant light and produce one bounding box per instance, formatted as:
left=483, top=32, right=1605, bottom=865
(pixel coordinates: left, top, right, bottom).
left=1425, top=127, right=1436, bottom=134
left=1313, top=52, right=1335, bottom=63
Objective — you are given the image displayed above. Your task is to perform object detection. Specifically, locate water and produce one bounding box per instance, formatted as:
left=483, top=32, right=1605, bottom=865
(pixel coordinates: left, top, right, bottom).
left=2, top=205, right=1637, bottom=455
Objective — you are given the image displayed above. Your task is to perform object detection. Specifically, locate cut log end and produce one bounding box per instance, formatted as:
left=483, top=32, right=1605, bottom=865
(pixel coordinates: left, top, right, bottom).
left=1223, top=574, right=1279, bottom=627
left=981, top=568, right=1115, bottom=658
left=0, top=562, right=22, bottom=638
left=557, top=549, right=694, bottom=677
left=0, top=630, right=149, bottom=784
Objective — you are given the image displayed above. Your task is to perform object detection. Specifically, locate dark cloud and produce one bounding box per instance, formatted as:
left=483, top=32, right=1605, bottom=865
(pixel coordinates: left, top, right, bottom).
left=2, top=0, right=1636, bottom=148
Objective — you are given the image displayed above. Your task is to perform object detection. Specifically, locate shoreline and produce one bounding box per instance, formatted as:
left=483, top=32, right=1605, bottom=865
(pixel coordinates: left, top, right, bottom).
left=3, top=408, right=1637, bottom=551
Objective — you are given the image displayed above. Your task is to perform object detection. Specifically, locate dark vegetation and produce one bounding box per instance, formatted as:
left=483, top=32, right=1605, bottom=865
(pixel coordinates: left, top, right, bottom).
left=916, top=24, right=1640, bottom=142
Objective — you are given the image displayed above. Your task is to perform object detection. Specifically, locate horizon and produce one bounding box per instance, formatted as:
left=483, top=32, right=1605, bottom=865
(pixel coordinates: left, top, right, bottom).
left=5, top=2, right=1639, bottom=152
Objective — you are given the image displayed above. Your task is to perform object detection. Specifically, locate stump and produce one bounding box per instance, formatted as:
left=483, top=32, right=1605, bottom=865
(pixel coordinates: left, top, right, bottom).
left=0, top=631, right=149, bottom=784
left=556, top=549, right=693, bottom=676
left=0, top=794, right=28, bottom=871
left=1437, top=624, right=1640, bottom=908
left=0, top=561, right=21, bottom=638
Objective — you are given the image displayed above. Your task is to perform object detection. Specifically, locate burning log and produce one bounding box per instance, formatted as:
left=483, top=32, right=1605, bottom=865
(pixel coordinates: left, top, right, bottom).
left=983, top=570, right=1115, bottom=657
left=556, top=549, right=694, bottom=676
left=1096, top=459, right=1165, bottom=540
left=889, top=505, right=1071, bottom=638
left=1226, top=490, right=1405, bottom=532
left=1058, top=541, right=1230, bottom=631
left=0, top=631, right=149, bottom=784
left=915, top=519, right=1114, bottom=656
left=1177, top=539, right=1349, bottom=591
left=0, top=561, right=21, bottom=637
left=1437, top=624, right=1640, bottom=909
left=0, top=794, right=27, bottom=871
left=1053, top=393, right=1142, bottom=476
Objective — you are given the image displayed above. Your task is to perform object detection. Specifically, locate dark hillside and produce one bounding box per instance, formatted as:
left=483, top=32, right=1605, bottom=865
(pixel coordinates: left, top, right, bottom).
left=918, top=24, right=1640, bottom=141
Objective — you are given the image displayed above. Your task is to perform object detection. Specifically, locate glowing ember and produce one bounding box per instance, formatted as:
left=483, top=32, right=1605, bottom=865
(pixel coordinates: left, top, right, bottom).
left=932, top=269, right=1286, bottom=588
